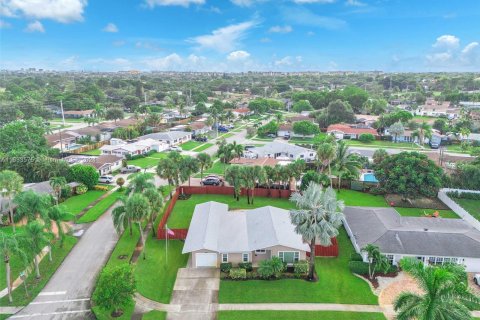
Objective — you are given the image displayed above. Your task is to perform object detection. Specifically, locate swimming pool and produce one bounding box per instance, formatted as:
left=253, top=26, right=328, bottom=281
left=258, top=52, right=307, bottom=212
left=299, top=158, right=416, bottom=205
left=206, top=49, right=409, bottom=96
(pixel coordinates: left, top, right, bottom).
left=361, top=173, right=379, bottom=183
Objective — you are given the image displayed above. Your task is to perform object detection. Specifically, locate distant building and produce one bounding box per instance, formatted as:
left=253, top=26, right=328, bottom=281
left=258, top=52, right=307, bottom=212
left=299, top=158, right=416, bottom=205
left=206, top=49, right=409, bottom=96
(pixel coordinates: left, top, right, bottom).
left=327, top=124, right=378, bottom=140
left=45, top=132, right=79, bottom=150
left=100, top=138, right=168, bottom=158
left=64, top=154, right=123, bottom=175
left=416, top=98, right=459, bottom=119
left=189, top=121, right=211, bottom=136
left=138, top=131, right=192, bottom=146
left=232, top=107, right=253, bottom=118
left=63, top=110, right=95, bottom=119
left=246, top=141, right=316, bottom=162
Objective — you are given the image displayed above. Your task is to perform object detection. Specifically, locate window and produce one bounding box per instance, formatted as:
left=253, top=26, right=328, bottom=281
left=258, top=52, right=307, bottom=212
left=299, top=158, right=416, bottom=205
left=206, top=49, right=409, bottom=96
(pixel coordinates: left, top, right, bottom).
left=279, top=251, right=300, bottom=263
left=221, top=254, right=228, bottom=263
left=386, top=254, right=394, bottom=265
left=255, top=249, right=266, bottom=254
left=242, top=253, right=249, bottom=262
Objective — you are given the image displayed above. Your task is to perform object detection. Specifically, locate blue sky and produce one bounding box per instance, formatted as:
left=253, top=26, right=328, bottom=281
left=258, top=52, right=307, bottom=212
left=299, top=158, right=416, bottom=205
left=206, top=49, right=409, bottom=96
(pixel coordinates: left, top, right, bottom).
left=1, top=0, right=479, bottom=72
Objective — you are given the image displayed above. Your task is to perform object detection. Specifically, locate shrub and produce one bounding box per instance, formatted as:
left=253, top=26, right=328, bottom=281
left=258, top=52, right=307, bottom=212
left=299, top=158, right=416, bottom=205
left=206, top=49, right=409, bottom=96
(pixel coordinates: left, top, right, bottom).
left=257, top=257, right=285, bottom=279
left=293, top=260, right=308, bottom=278
left=238, top=262, right=253, bottom=272
left=349, top=261, right=397, bottom=275
left=76, top=184, right=88, bottom=195
left=359, top=133, right=375, bottom=143
left=447, top=191, right=480, bottom=200
left=68, top=164, right=100, bottom=190
left=220, top=262, right=232, bottom=273
left=229, top=268, right=246, bottom=280
left=350, top=252, right=363, bottom=261
left=61, top=185, right=72, bottom=199
left=94, top=185, right=110, bottom=191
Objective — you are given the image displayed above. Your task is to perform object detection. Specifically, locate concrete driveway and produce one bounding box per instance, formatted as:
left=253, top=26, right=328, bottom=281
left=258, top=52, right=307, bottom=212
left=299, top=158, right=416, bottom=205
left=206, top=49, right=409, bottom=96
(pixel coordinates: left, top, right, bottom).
left=167, top=268, right=220, bottom=320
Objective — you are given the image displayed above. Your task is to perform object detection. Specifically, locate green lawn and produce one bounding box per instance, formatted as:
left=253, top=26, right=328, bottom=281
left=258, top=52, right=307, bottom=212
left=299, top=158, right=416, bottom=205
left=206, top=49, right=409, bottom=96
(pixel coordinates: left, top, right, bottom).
left=194, top=160, right=227, bottom=178
left=336, top=190, right=388, bottom=207
left=0, top=315, right=12, bottom=320
left=93, top=301, right=135, bottom=320
left=76, top=190, right=124, bottom=223
left=0, top=235, right=77, bottom=306
left=219, top=228, right=378, bottom=305
left=193, top=143, right=214, bottom=152
left=394, top=207, right=460, bottom=219
left=218, top=311, right=386, bottom=320
left=62, top=189, right=108, bottom=216
left=452, top=198, right=480, bottom=221
left=142, top=311, right=167, bottom=320
left=181, top=140, right=203, bottom=151
left=81, top=148, right=101, bottom=155
left=220, top=132, right=235, bottom=139
left=135, top=239, right=188, bottom=303
left=128, top=152, right=168, bottom=168
left=446, top=144, right=470, bottom=154
left=252, top=136, right=275, bottom=142
left=344, top=140, right=420, bottom=149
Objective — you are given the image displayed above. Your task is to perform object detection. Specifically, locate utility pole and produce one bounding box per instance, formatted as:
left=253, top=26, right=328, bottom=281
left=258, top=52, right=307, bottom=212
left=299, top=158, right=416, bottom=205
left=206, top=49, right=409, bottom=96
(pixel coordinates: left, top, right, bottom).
left=60, top=99, right=65, bottom=126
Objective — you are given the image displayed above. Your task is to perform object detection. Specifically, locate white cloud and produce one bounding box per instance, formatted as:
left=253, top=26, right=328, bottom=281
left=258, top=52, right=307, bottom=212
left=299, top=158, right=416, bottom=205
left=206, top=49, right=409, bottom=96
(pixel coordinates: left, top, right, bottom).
left=144, top=0, right=204, bottom=7
left=295, top=55, right=303, bottom=62
left=0, top=19, right=11, bottom=28
left=345, top=0, right=366, bottom=6
left=230, top=0, right=255, bottom=6
left=1, top=0, right=86, bottom=23
left=269, top=25, right=292, bottom=33
left=135, top=41, right=163, bottom=51
left=460, top=42, right=479, bottom=65
left=189, top=20, right=257, bottom=53
left=143, top=53, right=183, bottom=69
left=274, top=56, right=293, bottom=66
left=426, top=52, right=452, bottom=64
left=462, top=41, right=479, bottom=55
left=432, top=35, right=460, bottom=50
left=24, top=20, right=44, bottom=32
left=307, top=31, right=315, bottom=36
left=227, top=50, right=251, bottom=61
left=103, top=23, right=118, bottom=33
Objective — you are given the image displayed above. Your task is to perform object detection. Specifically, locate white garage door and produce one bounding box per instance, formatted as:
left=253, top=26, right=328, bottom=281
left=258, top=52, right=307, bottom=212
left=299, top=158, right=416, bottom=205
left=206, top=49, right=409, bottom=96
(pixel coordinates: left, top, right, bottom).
left=195, top=253, right=217, bottom=267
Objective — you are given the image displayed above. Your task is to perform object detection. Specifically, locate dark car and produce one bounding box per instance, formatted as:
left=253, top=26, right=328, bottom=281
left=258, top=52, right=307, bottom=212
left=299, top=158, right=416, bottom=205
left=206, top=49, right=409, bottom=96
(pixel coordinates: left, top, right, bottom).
left=218, top=127, right=229, bottom=133
left=200, top=177, right=222, bottom=186
left=195, top=136, right=208, bottom=142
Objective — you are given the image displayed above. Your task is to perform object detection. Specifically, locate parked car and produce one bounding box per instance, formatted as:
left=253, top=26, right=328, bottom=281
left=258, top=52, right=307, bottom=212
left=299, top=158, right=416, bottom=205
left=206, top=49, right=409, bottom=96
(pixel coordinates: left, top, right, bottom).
left=244, top=145, right=255, bottom=150
left=98, top=175, right=114, bottom=184
left=218, top=127, right=229, bottom=133
left=204, top=174, right=223, bottom=182
left=267, top=133, right=276, bottom=138
left=226, top=124, right=235, bottom=129
left=120, top=165, right=141, bottom=174
left=195, top=136, right=208, bottom=142
left=169, top=146, right=182, bottom=152
left=200, top=176, right=222, bottom=186
left=474, top=274, right=480, bottom=285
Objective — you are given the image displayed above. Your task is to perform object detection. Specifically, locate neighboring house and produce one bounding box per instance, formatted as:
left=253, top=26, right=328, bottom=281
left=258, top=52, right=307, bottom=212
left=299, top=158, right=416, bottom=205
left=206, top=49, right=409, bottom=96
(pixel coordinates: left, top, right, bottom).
left=229, top=157, right=284, bottom=167
left=286, top=115, right=313, bottom=123
left=64, top=155, right=123, bottom=175
left=63, top=110, right=95, bottom=119
left=182, top=202, right=309, bottom=268
left=343, top=207, right=480, bottom=272
left=416, top=98, right=459, bottom=119
left=326, top=124, right=378, bottom=140
left=189, top=121, right=211, bottom=136
left=384, top=128, right=416, bottom=143
left=67, top=126, right=112, bottom=142
left=355, top=114, right=379, bottom=127
left=100, top=138, right=168, bottom=158
left=232, top=107, right=253, bottom=118
left=45, top=131, right=80, bottom=150
left=247, top=141, right=316, bottom=162
left=138, top=131, right=192, bottom=146
left=277, top=123, right=293, bottom=138
left=459, top=101, right=480, bottom=109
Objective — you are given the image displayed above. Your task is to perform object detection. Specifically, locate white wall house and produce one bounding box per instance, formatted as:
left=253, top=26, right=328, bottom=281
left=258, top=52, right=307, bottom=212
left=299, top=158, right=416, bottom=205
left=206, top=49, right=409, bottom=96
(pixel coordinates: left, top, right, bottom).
left=138, top=131, right=192, bottom=146
left=100, top=138, right=168, bottom=158
left=247, top=141, right=316, bottom=162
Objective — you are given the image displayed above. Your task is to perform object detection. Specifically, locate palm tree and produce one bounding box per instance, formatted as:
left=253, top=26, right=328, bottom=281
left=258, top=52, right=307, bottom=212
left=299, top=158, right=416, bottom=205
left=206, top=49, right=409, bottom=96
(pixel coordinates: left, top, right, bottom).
left=225, top=165, right=243, bottom=201
left=197, top=153, right=212, bottom=180
left=127, top=172, right=155, bottom=195
left=275, top=112, right=283, bottom=124
left=361, top=244, right=390, bottom=280
left=240, top=166, right=266, bottom=205
left=230, top=142, right=244, bottom=159
left=14, top=190, right=51, bottom=224
left=394, top=258, right=480, bottom=320
left=316, top=142, right=337, bottom=187
left=286, top=160, right=305, bottom=191
left=24, top=221, right=51, bottom=279
left=333, top=141, right=361, bottom=191
left=142, top=188, right=163, bottom=237
left=180, top=156, right=199, bottom=187
left=217, top=140, right=234, bottom=175
left=49, top=176, right=66, bottom=205
left=289, top=183, right=345, bottom=281
left=47, top=205, right=73, bottom=248
left=112, top=196, right=132, bottom=236
left=0, top=170, right=24, bottom=233
left=126, top=194, right=151, bottom=259
left=413, top=122, right=432, bottom=146
left=0, top=232, right=26, bottom=303
left=156, top=158, right=180, bottom=197
left=389, top=121, right=405, bottom=143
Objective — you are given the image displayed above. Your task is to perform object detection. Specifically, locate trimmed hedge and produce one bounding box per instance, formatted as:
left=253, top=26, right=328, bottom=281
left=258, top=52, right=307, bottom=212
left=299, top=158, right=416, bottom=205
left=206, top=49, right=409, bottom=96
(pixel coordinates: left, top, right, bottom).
left=229, top=268, right=247, bottom=280
left=350, top=252, right=363, bottom=262
left=293, top=260, right=308, bottom=278
left=220, top=263, right=232, bottom=273
left=238, top=262, right=253, bottom=272
left=348, top=261, right=397, bottom=275
left=125, top=150, right=156, bottom=161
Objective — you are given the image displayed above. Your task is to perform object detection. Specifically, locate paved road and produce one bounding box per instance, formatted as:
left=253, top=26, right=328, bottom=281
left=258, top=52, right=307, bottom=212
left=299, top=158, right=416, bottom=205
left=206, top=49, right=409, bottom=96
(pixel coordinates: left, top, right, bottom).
left=11, top=210, right=119, bottom=320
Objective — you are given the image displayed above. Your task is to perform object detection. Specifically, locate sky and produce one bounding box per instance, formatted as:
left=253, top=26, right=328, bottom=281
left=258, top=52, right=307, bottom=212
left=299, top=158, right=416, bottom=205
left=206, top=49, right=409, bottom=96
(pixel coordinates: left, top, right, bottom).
left=0, top=0, right=479, bottom=72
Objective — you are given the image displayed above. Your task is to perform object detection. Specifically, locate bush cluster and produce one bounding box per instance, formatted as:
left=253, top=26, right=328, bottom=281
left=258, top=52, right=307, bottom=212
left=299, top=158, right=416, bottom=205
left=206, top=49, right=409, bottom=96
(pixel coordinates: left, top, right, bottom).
left=220, top=262, right=232, bottom=273
left=348, top=260, right=397, bottom=275
left=229, top=268, right=246, bottom=280
left=359, top=133, right=375, bottom=143
left=238, top=262, right=253, bottom=272
left=125, top=150, right=156, bottom=161
left=293, top=260, right=308, bottom=278
left=76, top=184, right=88, bottom=195
left=94, top=185, right=110, bottom=191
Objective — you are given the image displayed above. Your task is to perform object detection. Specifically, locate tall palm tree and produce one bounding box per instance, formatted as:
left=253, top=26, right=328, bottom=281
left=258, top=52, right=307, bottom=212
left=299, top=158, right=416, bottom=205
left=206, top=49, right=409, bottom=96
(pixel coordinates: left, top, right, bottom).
left=49, top=176, right=66, bottom=205
left=127, top=172, right=156, bottom=195
left=361, top=244, right=390, bottom=280
left=47, top=205, right=73, bottom=248
left=180, top=156, right=199, bottom=187
left=112, top=196, right=132, bottom=235
left=142, top=188, right=163, bottom=237
left=394, top=258, right=480, bottom=320
left=0, top=232, right=26, bottom=303
left=333, top=141, right=361, bottom=191
left=156, top=158, right=180, bottom=197
left=230, top=141, right=244, bottom=159
left=217, top=140, right=234, bottom=175
left=240, top=166, right=266, bottom=205
left=14, top=190, right=51, bottom=224
left=126, top=194, right=151, bottom=259
left=196, top=153, right=212, bottom=181
left=0, top=170, right=24, bottom=233
left=413, top=122, right=433, bottom=146
left=225, top=165, right=243, bottom=201
left=286, top=160, right=306, bottom=191
left=24, top=221, right=51, bottom=279
left=289, top=183, right=345, bottom=280
left=316, top=142, right=337, bottom=187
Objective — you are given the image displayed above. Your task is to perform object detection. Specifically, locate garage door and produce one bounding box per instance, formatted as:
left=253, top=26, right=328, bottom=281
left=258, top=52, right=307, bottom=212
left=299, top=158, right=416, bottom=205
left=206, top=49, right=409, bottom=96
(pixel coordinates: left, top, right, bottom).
left=195, top=253, right=217, bottom=267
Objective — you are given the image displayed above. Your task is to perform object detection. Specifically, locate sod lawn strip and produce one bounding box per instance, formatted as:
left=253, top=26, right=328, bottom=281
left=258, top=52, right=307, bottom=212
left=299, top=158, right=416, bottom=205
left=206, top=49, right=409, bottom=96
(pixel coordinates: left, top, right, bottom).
left=181, top=140, right=203, bottom=151
left=394, top=207, right=460, bottom=219
left=77, top=190, right=124, bottom=223
left=344, top=139, right=420, bottom=149
left=194, top=160, right=227, bottom=177
left=452, top=198, right=480, bottom=221
left=219, top=228, right=378, bottom=305
left=0, top=235, right=78, bottom=306
left=193, top=143, right=214, bottom=152
left=142, top=311, right=167, bottom=320
left=62, top=189, right=109, bottom=216
left=218, top=311, right=386, bottom=320
left=220, top=132, right=235, bottom=139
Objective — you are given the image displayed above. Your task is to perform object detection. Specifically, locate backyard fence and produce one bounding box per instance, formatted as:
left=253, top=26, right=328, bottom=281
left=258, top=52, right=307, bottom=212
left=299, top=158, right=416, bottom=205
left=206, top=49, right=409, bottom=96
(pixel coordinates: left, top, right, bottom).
left=156, top=186, right=338, bottom=257
left=70, top=141, right=108, bottom=154
left=438, top=188, right=480, bottom=232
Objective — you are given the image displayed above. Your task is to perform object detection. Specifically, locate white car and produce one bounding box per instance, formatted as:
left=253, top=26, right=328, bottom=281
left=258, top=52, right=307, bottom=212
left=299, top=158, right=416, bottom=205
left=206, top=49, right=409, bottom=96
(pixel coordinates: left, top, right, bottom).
left=474, top=274, right=480, bottom=286
left=98, top=175, right=114, bottom=184
left=169, top=146, right=182, bottom=152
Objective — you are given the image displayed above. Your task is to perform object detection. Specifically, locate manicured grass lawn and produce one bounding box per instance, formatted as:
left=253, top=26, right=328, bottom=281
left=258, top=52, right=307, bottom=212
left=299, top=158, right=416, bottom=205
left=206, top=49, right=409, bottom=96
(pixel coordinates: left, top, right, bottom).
left=93, top=301, right=135, bottom=320
left=194, top=160, right=227, bottom=178
left=0, top=315, right=12, bottom=320
left=181, top=140, right=203, bottom=151
left=452, top=198, right=480, bottom=221
left=446, top=144, right=470, bottom=154
left=395, top=207, right=460, bottom=219
left=344, top=139, right=420, bottom=149
left=194, top=143, right=214, bottom=152
left=336, top=190, right=388, bottom=207
left=412, top=115, right=435, bottom=123
left=0, top=235, right=77, bottom=306
left=219, top=228, right=378, bottom=305
left=81, top=148, right=101, bottom=155
left=220, top=132, right=235, bottom=139
left=62, top=189, right=108, bottom=216
left=128, top=152, right=168, bottom=168
left=252, top=136, right=275, bottom=142
left=135, top=239, right=189, bottom=303
left=142, top=311, right=167, bottom=320
left=77, top=190, right=124, bottom=223
left=168, top=194, right=296, bottom=228
left=218, top=311, right=386, bottom=320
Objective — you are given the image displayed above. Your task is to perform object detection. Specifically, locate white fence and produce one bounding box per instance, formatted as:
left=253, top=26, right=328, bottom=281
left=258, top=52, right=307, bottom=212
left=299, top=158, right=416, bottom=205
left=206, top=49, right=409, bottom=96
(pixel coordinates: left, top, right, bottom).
left=438, top=188, right=480, bottom=231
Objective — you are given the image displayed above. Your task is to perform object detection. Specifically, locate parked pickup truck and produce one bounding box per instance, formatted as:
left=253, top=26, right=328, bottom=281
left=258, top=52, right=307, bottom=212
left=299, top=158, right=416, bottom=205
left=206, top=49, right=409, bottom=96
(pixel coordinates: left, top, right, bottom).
left=120, top=165, right=141, bottom=174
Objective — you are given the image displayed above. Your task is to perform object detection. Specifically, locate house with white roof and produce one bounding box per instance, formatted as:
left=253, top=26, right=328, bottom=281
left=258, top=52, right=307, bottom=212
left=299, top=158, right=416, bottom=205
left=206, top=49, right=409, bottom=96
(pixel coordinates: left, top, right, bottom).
left=138, top=131, right=192, bottom=146
left=100, top=138, right=168, bottom=158
left=183, top=202, right=309, bottom=268
left=247, top=141, right=316, bottom=162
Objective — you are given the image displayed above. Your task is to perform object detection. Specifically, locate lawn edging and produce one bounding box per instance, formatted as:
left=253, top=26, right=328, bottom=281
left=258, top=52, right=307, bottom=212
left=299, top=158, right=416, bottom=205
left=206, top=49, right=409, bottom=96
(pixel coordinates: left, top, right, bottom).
left=438, top=188, right=480, bottom=231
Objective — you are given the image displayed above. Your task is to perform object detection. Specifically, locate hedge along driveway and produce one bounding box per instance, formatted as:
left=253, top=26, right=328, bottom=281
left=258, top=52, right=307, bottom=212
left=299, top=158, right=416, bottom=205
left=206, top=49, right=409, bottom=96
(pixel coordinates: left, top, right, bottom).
left=219, top=228, right=378, bottom=305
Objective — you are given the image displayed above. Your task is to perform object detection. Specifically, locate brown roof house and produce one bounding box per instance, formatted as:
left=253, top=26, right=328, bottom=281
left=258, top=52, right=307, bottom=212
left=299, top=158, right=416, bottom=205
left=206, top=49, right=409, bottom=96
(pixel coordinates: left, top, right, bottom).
left=327, top=124, right=378, bottom=140
left=63, top=109, right=95, bottom=119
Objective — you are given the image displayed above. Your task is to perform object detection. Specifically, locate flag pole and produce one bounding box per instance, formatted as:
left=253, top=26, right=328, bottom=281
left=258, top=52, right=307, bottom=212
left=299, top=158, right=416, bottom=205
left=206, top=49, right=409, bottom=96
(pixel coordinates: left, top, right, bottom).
left=165, top=224, right=168, bottom=265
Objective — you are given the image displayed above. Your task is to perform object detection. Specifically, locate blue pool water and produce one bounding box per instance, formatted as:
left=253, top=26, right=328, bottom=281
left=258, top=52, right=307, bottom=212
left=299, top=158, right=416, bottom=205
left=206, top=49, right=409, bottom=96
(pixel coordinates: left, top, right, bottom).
left=362, top=173, right=379, bottom=183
